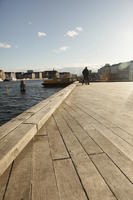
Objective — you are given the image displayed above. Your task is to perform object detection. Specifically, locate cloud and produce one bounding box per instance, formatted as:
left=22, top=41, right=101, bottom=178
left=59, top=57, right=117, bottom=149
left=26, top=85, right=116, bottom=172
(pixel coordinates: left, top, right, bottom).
left=0, top=42, right=11, bottom=49
left=65, top=30, right=79, bottom=37
left=38, top=32, right=47, bottom=38
left=59, top=46, right=69, bottom=51
left=76, top=27, right=83, bottom=32
left=54, top=46, right=70, bottom=53
left=65, top=27, right=83, bottom=38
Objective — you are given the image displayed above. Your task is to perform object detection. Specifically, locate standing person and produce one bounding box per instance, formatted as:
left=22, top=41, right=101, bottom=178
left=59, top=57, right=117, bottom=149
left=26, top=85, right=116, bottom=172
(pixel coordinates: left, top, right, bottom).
left=82, top=67, right=90, bottom=85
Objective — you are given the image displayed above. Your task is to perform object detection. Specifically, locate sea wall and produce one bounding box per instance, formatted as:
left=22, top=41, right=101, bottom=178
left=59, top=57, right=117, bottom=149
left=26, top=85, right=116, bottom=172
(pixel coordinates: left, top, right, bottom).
left=0, top=82, right=78, bottom=177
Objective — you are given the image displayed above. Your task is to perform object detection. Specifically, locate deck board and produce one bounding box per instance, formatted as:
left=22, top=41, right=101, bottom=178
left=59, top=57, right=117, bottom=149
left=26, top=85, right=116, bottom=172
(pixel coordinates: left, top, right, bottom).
left=4, top=141, right=33, bottom=200
left=54, top=159, right=87, bottom=200
left=59, top=107, right=103, bottom=155
left=1, top=82, right=133, bottom=199
left=64, top=102, right=133, bottom=161
left=32, top=136, right=60, bottom=200
left=46, top=116, right=69, bottom=160
left=91, top=153, right=133, bottom=200
left=54, top=111, right=116, bottom=200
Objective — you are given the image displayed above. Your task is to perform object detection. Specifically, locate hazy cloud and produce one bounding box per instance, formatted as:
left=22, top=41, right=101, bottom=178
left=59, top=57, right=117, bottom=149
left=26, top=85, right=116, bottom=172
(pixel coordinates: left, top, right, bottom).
left=76, top=27, right=83, bottom=32
left=0, top=42, right=11, bottom=49
left=28, top=21, right=32, bottom=25
left=65, top=27, right=83, bottom=38
left=65, top=30, right=79, bottom=37
left=54, top=46, right=70, bottom=53
left=38, top=32, right=47, bottom=37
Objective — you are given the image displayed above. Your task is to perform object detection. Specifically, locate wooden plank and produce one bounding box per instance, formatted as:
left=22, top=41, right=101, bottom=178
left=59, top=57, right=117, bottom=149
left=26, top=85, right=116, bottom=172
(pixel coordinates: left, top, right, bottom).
left=25, top=99, right=50, bottom=113
left=64, top=103, right=133, bottom=161
left=46, top=116, right=69, bottom=160
left=59, top=106, right=103, bottom=155
left=0, top=112, right=34, bottom=142
left=63, top=103, right=94, bottom=130
left=0, top=118, right=24, bottom=141
left=111, top=127, right=133, bottom=146
left=32, top=136, right=60, bottom=200
left=67, top=100, right=116, bottom=128
left=91, top=153, right=133, bottom=200
left=88, top=129, right=133, bottom=183
left=15, top=112, right=34, bottom=120
left=54, top=159, right=87, bottom=200
left=37, top=124, right=47, bottom=136
left=0, top=165, right=12, bottom=200
left=54, top=112, right=116, bottom=200
left=64, top=101, right=106, bottom=129
left=4, top=141, right=33, bottom=200
left=25, top=82, right=77, bottom=130
left=0, top=123, right=37, bottom=176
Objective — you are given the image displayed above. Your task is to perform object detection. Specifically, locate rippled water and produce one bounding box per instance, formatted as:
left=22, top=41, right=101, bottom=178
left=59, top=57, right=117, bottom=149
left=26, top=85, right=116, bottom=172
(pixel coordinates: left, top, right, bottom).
left=0, top=80, right=62, bottom=126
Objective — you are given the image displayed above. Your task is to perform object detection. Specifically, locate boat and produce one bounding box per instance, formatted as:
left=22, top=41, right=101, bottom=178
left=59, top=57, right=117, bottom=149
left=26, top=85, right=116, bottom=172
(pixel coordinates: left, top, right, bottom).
left=42, top=78, right=74, bottom=87
left=42, top=70, right=77, bottom=87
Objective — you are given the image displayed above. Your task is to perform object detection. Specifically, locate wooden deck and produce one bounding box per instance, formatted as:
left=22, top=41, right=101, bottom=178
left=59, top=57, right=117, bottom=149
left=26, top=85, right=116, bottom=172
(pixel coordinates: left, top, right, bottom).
left=1, top=82, right=133, bottom=200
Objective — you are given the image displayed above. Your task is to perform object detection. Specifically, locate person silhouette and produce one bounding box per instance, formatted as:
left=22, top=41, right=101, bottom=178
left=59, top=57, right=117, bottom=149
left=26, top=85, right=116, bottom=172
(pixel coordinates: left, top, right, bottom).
left=82, top=67, right=90, bottom=85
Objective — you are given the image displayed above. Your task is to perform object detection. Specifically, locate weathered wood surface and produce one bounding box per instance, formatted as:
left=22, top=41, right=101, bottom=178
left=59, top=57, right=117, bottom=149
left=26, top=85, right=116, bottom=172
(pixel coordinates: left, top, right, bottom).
left=32, top=136, right=60, bottom=200
left=0, top=124, right=37, bottom=177
left=1, top=82, right=133, bottom=199
left=0, top=82, right=77, bottom=181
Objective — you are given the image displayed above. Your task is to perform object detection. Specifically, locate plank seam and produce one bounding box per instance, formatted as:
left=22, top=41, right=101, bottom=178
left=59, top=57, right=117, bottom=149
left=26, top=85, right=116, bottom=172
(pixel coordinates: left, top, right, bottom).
left=63, top=104, right=133, bottom=184
left=89, top=153, right=119, bottom=200
left=53, top=114, right=90, bottom=200
left=2, top=162, right=14, bottom=200
left=58, top=109, right=103, bottom=156
left=46, top=131, right=61, bottom=199
left=110, top=127, right=133, bottom=147
left=69, top=102, right=133, bottom=147
left=62, top=104, right=104, bottom=153
left=53, top=157, right=70, bottom=161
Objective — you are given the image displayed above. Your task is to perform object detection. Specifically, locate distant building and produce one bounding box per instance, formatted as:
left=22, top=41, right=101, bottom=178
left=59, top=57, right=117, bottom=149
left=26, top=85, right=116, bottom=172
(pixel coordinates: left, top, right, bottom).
left=128, top=62, right=133, bottom=81
left=98, top=64, right=110, bottom=81
left=0, top=69, right=5, bottom=80
left=34, top=72, right=42, bottom=79
left=98, top=61, right=133, bottom=81
left=89, top=72, right=99, bottom=82
left=16, top=72, right=24, bottom=79
left=5, top=72, right=16, bottom=80
left=23, top=72, right=35, bottom=79
left=27, top=70, right=34, bottom=73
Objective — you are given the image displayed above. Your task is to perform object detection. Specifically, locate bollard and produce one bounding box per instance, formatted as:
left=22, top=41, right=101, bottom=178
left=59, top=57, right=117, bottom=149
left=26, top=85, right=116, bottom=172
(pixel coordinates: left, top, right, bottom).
left=6, top=84, right=8, bottom=95
left=20, top=80, right=26, bottom=92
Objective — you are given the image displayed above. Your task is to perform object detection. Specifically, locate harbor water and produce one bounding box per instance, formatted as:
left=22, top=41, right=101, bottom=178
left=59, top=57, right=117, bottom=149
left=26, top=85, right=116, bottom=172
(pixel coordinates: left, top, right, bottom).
left=0, top=80, right=62, bottom=126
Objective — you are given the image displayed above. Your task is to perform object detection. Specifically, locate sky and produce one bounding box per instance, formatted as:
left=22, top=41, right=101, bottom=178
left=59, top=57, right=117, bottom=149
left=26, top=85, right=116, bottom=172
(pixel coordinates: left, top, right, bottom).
left=0, top=0, right=133, bottom=72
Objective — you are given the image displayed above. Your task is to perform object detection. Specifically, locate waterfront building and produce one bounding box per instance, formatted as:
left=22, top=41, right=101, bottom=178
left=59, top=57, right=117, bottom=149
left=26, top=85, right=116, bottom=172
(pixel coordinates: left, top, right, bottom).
left=27, top=70, right=34, bottom=73
left=0, top=69, right=5, bottom=80
left=98, top=61, right=133, bottom=81
left=98, top=64, right=110, bottom=81
left=16, top=72, right=24, bottom=79
left=34, top=72, right=42, bottom=79
left=23, top=72, right=35, bottom=79
left=5, top=72, right=16, bottom=80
